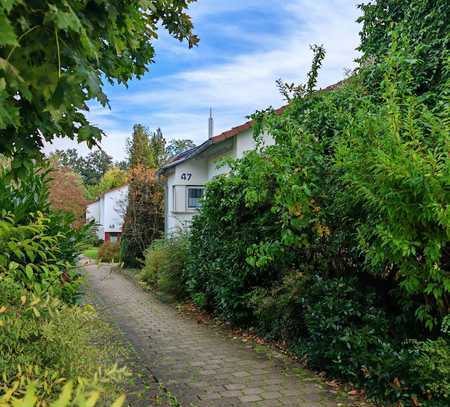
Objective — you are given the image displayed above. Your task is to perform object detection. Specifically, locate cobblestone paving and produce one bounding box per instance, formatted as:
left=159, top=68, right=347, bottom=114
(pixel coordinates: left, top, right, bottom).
left=85, top=262, right=366, bottom=407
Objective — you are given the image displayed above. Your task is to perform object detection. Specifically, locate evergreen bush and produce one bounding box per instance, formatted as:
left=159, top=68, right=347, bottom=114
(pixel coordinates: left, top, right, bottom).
left=140, top=233, right=190, bottom=300
left=185, top=1, right=449, bottom=403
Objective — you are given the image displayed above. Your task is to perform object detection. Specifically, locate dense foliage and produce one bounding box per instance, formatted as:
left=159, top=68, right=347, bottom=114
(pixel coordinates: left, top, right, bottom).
left=140, top=233, right=189, bottom=300
left=358, top=0, right=448, bottom=100
left=98, top=241, right=120, bottom=263
left=120, top=125, right=165, bottom=267
left=120, top=165, right=164, bottom=267
left=184, top=1, right=449, bottom=404
left=0, top=278, right=128, bottom=406
left=0, top=164, right=90, bottom=302
left=51, top=149, right=114, bottom=186
left=0, top=161, right=128, bottom=405
left=0, top=0, right=197, bottom=163
left=48, top=166, right=88, bottom=229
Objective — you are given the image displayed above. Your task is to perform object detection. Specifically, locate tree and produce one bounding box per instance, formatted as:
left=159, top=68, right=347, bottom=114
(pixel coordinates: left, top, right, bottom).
left=48, top=165, right=88, bottom=229
left=115, top=160, right=129, bottom=171
left=121, top=125, right=166, bottom=266
left=80, top=150, right=113, bottom=185
left=127, top=125, right=168, bottom=168
left=50, top=148, right=112, bottom=185
left=0, top=0, right=198, bottom=162
left=50, top=149, right=81, bottom=170
left=166, top=139, right=196, bottom=158
left=120, top=165, right=164, bottom=267
left=127, top=125, right=153, bottom=168
left=149, top=128, right=168, bottom=168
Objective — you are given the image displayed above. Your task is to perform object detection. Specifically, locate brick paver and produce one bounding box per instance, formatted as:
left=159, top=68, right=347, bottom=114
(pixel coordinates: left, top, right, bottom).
left=84, top=262, right=366, bottom=407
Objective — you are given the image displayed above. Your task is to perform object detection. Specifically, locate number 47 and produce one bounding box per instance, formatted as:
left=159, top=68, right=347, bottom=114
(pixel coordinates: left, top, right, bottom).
left=181, top=172, right=192, bottom=181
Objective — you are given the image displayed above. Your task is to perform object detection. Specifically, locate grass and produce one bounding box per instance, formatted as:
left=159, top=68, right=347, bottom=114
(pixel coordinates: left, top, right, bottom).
left=83, top=247, right=99, bottom=259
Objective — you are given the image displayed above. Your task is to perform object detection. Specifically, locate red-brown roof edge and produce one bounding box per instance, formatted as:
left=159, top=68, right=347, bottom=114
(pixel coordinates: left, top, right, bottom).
left=210, top=106, right=286, bottom=144
left=210, top=80, right=344, bottom=144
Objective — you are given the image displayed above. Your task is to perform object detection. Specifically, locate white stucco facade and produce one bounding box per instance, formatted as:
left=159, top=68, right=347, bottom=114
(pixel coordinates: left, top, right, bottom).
left=160, top=125, right=275, bottom=235
left=86, top=185, right=128, bottom=242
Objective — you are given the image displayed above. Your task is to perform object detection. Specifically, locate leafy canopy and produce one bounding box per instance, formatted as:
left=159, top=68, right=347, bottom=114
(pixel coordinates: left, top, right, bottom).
left=0, top=0, right=198, bottom=161
left=50, top=148, right=113, bottom=185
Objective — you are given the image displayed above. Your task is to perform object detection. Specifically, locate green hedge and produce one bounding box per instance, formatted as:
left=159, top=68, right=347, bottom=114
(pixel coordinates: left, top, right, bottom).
left=184, top=2, right=449, bottom=403
left=140, top=233, right=189, bottom=300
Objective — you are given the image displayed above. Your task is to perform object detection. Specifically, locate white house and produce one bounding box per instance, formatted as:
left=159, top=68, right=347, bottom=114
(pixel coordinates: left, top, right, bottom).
left=158, top=110, right=283, bottom=235
left=86, top=184, right=128, bottom=242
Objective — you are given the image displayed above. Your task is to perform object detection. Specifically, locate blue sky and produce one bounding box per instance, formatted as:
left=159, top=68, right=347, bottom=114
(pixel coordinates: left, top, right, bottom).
left=45, top=0, right=362, bottom=161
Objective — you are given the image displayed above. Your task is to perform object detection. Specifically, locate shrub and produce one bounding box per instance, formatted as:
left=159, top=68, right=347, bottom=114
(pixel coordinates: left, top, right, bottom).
left=140, top=233, right=189, bottom=299
left=0, top=212, right=83, bottom=303
left=0, top=280, right=128, bottom=405
left=0, top=379, right=126, bottom=407
left=0, top=164, right=91, bottom=303
left=185, top=6, right=449, bottom=403
left=98, top=241, right=120, bottom=263
left=408, top=337, right=450, bottom=404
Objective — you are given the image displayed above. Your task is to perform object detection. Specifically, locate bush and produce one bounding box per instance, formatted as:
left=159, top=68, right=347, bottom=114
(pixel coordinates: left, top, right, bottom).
left=408, top=337, right=450, bottom=404
left=140, top=233, right=189, bottom=299
left=0, top=212, right=83, bottom=303
left=0, top=164, right=91, bottom=303
left=0, top=278, right=128, bottom=405
left=98, top=241, right=120, bottom=263
left=0, top=379, right=126, bottom=407
left=184, top=5, right=449, bottom=404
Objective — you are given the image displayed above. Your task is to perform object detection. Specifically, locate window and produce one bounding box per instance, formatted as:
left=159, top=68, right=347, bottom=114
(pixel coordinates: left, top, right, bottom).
left=187, top=187, right=204, bottom=209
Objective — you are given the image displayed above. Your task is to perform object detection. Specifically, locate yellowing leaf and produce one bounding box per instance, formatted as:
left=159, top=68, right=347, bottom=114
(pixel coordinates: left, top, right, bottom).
left=50, top=381, right=73, bottom=407
left=110, top=394, right=126, bottom=407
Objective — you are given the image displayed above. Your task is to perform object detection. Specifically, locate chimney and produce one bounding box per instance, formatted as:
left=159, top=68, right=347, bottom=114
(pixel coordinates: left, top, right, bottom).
left=208, top=107, right=214, bottom=139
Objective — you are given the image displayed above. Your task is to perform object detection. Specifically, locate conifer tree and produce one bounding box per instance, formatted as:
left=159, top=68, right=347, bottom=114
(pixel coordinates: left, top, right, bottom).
left=120, top=125, right=165, bottom=267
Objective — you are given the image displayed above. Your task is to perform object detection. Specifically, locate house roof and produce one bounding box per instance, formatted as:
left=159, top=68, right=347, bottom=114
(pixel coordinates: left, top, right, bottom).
left=158, top=80, right=345, bottom=174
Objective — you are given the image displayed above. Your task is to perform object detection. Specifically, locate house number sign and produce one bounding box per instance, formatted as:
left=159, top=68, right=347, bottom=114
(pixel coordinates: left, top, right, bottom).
left=181, top=172, right=192, bottom=181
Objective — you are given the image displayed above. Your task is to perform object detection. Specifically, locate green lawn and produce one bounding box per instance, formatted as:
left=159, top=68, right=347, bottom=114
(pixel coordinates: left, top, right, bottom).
left=83, top=247, right=99, bottom=259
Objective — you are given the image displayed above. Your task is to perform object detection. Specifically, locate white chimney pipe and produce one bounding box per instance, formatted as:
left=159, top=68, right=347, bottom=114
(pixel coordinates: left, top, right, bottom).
left=208, top=107, right=214, bottom=138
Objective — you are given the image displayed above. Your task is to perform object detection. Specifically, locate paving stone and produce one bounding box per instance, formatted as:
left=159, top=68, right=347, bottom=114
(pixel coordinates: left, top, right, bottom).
left=198, top=392, right=221, bottom=400
left=225, top=383, right=246, bottom=390
left=239, top=394, right=263, bottom=402
left=260, top=391, right=282, bottom=400
left=232, top=371, right=251, bottom=377
left=243, top=388, right=263, bottom=395
left=84, top=262, right=369, bottom=407
left=220, top=390, right=243, bottom=398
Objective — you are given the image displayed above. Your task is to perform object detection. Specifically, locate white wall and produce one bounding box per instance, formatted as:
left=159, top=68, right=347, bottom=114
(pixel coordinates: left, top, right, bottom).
left=86, top=185, right=128, bottom=240
left=207, top=153, right=232, bottom=178
left=165, top=158, right=208, bottom=235
left=86, top=201, right=99, bottom=223
left=103, top=185, right=128, bottom=233
left=86, top=201, right=102, bottom=240
left=235, top=129, right=275, bottom=159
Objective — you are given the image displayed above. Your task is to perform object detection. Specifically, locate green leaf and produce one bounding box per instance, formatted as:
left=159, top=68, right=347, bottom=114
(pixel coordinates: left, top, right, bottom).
left=25, top=264, right=34, bottom=280
left=0, top=14, right=18, bottom=46
left=50, top=381, right=73, bottom=407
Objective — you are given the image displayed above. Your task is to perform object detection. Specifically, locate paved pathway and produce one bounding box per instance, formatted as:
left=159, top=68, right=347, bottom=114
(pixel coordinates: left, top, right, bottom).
left=84, top=262, right=364, bottom=407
